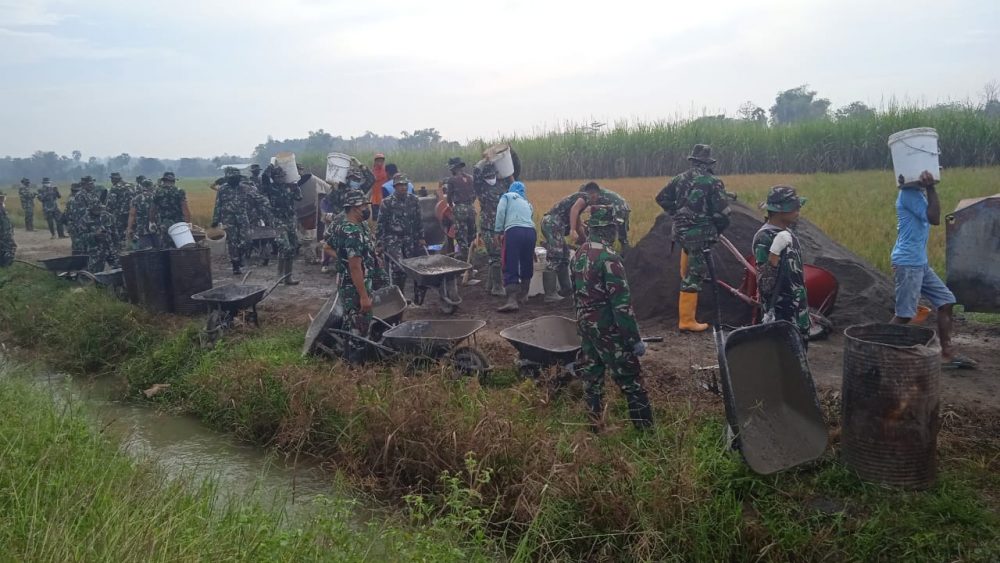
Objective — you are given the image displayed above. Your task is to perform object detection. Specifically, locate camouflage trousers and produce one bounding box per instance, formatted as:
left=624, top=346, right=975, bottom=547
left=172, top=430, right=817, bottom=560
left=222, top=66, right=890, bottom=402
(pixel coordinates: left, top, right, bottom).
left=21, top=205, right=34, bottom=230
left=86, top=240, right=120, bottom=273
left=541, top=214, right=569, bottom=271
left=380, top=234, right=423, bottom=290
left=577, top=325, right=644, bottom=402
left=275, top=217, right=299, bottom=259
left=452, top=203, right=477, bottom=253
left=480, top=227, right=501, bottom=265
left=114, top=214, right=130, bottom=249
left=679, top=242, right=715, bottom=293
left=339, top=283, right=372, bottom=363
left=43, top=210, right=64, bottom=238
left=762, top=281, right=811, bottom=336
left=224, top=222, right=250, bottom=263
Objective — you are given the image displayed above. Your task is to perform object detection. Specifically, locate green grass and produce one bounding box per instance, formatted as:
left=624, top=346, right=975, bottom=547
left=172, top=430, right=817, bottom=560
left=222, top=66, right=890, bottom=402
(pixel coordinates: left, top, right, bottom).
left=1, top=263, right=997, bottom=561
left=0, top=364, right=497, bottom=562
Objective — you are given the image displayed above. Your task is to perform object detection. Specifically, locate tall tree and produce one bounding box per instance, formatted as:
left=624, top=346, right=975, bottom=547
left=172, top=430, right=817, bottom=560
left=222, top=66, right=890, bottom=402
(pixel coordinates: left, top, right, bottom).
left=769, top=85, right=831, bottom=125
left=835, top=101, right=876, bottom=121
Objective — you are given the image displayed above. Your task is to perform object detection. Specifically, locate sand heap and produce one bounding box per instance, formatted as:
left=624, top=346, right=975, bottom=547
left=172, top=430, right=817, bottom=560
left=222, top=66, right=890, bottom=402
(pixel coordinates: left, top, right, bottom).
left=623, top=201, right=894, bottom=327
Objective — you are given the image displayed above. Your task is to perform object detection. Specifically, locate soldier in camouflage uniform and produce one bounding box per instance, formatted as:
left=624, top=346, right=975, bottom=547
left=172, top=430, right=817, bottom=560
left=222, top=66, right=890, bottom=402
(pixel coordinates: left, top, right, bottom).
left=571, top=205, right=652, bottom=432
left=38, top=178, right=65, bottom=239
left=753, top=186, right=810, bottom=343
left=656, top=144, right=731, bottom=332
left=473, top=161, right=512, bottom=296
left=126, top=179, right=157, bottom=250
left=261, top=165, right=303, bottom=285
left=377, top=173, right=426, bottom=295
left=0, top=193, right=15, bottom=267
left=106, top=172, right=135, bottom=249
left=570, top=184, right=632, bottom=252
left=149, top=172, right=191, bottom=249
left=61, top=183, right=87, bottom=254
left=78, top=203, right=119, bottom=273
left=443, top=157, right=477, bottom=255
left=17, top=178, right=37, bottom=231
left=324, top=190, right=378, bottom=363
left=248, top=164, right=263, bottom=189
left=211, top=167, right=256, bottom=275
left=542, top=189, right=590, bottom=302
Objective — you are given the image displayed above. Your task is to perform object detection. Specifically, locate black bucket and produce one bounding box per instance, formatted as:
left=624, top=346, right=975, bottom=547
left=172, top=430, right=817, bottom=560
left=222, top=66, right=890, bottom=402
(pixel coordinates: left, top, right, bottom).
left=169, top=246, right=213, bottom=316
left=123, top=250, right=172, bottom=313
left=842, top=323, right=941, bottom=489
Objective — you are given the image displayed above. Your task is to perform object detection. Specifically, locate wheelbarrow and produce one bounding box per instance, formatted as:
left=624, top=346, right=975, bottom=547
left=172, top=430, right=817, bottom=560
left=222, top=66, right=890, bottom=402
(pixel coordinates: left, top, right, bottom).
left=302, top=284, right=407, bottom=358
left=190, top=271, right=288, bottom=344
left=247, top=226, right=282, bottom=266
left=704, top=247, right=827, bottom=475
left=499, top=315, right=581, bottom=379
left=715, top=234, right=836, bottom=341
left=389, top=253, right=472, bottom=314
left=19, top=256, right=125, bottom=299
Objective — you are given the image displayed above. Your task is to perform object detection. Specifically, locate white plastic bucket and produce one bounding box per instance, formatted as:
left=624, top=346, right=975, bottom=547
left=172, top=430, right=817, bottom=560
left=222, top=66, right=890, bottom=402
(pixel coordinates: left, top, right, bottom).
left=275, top=152, right=301, bottom=183
left=167, top=222, right=196, bottom=248
left=326, top=152, right=352, bottom=184
left=528, top=247, right=547, bottom=297
left=888, top=128, right=940, bottom=185
left=486, top=144, right=515, bottom=178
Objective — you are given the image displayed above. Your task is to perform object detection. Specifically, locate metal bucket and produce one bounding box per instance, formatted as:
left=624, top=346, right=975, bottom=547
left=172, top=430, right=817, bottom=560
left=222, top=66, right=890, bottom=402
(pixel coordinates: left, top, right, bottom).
left=168, top=246, right=212, bottom=316
left=842, top=323, right=941, bottom=488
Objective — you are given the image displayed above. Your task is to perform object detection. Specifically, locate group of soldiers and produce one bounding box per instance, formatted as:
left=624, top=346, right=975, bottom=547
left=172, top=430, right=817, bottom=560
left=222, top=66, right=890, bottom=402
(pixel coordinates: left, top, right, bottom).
left=8, top=172, right=191, bottom=272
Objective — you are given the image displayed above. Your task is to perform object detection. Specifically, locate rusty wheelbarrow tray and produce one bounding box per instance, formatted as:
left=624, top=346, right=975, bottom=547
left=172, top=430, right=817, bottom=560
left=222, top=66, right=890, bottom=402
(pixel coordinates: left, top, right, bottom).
left=190, top=272, right=287, bottom=344
left=390, top=253, right=472, bottom=314
left=500, top=316, right=581, bottom=379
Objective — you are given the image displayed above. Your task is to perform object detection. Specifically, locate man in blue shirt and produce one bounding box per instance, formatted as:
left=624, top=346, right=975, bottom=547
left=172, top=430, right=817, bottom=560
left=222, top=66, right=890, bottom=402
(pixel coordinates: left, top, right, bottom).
left=890, top=170, right=976, bottom=369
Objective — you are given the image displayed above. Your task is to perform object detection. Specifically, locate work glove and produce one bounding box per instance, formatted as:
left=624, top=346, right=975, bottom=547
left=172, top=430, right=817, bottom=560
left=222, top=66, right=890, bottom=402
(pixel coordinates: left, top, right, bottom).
left=148, top=222, right=158, bottom=233
left=632, top=341, right=647, bottom=357
left=769, top=230, right=793, bottom=255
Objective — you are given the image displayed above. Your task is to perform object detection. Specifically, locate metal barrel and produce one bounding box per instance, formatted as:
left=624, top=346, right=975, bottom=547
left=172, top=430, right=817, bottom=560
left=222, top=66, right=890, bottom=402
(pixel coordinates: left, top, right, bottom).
left=124, top=249, right=173, bottom=313
left=168, top=246, right=212, bottom=316
left=120, top=251, right=141, bottom=304
left=841, top=324, right=941, bottom=489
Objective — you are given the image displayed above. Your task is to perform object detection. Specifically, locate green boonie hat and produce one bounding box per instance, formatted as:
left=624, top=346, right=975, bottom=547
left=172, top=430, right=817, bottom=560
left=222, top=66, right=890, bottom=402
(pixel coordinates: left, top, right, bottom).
left=763, top=185, right=807, bottom=212
left=687, top=144, right=717, bottom=165
left=161, top=172, right=176, bottom=181
left=223, top=166, right=240, bottom=177
left=80, top=175, right=95, bottom=184
left=141, top=179, right=154, bottom=188
left=587, top=205, right=616, bottom=227
left=392, top=172, right=410, bottom=185
left=342, top=190, right=369, bottom=208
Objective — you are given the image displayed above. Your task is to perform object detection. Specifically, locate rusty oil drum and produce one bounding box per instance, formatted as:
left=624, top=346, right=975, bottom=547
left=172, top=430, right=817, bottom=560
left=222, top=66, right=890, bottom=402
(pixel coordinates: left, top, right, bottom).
left=841, top=324, right=941, bottom=488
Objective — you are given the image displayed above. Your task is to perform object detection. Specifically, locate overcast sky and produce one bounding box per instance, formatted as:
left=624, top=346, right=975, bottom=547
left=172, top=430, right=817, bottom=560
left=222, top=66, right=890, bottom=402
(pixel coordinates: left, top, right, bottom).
left=1, top=0, right=997, bottom=159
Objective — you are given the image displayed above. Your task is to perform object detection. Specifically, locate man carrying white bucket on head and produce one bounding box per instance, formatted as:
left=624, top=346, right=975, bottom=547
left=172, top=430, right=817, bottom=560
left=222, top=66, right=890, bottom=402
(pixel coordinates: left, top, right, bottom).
left=889, top=170, right=976, bottom=369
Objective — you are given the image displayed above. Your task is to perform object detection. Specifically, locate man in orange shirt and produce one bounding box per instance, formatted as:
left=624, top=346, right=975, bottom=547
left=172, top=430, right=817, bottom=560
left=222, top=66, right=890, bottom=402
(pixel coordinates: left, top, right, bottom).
left=370, top=153, right=388, bottom=219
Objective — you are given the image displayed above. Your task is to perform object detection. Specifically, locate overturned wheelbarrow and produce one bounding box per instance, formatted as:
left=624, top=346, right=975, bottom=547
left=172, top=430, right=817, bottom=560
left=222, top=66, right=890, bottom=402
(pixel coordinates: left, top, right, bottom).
left=392, top=254, right=472, bottom=314
left=500, top=315, right=581, bottom=379
left=302, top=285, right=407, bottom=358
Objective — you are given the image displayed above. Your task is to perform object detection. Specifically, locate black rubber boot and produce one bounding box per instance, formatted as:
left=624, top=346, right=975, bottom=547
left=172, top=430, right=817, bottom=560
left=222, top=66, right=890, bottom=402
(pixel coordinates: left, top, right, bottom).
left=585, top=393, right=603, bottom=434
left=283, top=258, right=300, bottom=285
left=557, top=263, right=573, bottom=297
left=625, top=390, right=654, bottom=430
left=231, top=260, right=242, bottom=275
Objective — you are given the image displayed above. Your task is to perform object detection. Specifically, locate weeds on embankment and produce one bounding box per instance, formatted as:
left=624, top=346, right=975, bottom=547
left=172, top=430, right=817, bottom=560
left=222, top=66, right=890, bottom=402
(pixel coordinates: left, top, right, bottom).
left=0, top=364, right=497, bottom=562
left=1, top=263, right=998, bottom=561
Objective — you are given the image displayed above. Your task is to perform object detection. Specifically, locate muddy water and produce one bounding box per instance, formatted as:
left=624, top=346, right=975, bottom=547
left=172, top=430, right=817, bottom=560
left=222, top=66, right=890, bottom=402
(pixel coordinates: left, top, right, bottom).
left=31, top=372, right=344, bottom=518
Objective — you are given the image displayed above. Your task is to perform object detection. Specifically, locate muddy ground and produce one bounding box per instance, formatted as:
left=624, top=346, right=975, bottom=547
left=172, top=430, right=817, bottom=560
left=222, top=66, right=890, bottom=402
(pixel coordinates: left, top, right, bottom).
left=11, top=227, right=999, bottom=418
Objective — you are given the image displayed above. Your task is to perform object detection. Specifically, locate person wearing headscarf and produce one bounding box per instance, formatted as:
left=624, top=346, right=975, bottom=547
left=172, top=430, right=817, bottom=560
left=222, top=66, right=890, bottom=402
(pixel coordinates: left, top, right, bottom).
left=493, top=181, right=536, bottom=312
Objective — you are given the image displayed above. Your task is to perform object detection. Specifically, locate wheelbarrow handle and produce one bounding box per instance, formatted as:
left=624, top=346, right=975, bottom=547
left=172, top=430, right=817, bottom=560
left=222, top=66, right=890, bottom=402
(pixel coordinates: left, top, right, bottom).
left=640, top=336, right=663, bottom=343
left=241, top=270, right=253, bottom=285
left=262, top=273, right=291, bottom=299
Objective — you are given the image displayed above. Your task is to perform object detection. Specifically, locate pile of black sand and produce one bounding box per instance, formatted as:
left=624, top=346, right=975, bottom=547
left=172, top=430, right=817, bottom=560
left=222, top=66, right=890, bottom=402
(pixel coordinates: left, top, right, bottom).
left=624, top=201, right=894, bottom=327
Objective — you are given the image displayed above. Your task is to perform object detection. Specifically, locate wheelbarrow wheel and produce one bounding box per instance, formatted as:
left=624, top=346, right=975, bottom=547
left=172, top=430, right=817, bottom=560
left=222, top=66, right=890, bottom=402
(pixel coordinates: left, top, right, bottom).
left=439, top=301, right=457, bottom=315
left=75, top=270, right=98, bottom=287
left=447, top=346, right=489, bottom=382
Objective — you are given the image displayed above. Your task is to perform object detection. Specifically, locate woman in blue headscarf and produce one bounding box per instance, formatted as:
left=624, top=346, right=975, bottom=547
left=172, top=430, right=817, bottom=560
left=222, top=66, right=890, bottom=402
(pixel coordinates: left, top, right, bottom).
left=493, top=181, right=536, bottom=312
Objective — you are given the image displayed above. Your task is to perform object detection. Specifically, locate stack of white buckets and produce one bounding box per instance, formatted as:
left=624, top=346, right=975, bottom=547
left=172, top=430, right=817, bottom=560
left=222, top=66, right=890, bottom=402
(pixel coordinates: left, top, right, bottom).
left=888, top=128, right=941, bottom=186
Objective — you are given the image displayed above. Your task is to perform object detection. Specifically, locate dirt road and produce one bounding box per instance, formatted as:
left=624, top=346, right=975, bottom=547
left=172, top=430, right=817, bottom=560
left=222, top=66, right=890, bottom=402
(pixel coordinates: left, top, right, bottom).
left=12, top=226, right=999, bottom=415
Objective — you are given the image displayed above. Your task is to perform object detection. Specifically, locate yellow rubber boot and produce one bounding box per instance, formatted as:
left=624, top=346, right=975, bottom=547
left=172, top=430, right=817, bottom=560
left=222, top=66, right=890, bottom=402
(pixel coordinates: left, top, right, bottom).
left=678, top=291, right=709, bottom=332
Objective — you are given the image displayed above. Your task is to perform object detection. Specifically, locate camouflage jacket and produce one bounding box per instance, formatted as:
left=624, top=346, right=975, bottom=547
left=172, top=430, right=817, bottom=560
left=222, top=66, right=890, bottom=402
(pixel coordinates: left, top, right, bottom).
left=752, top=223, right=810, bottom=332
left=597, top=188, right=630, bottom=216
left=655, top=165, right=731, bottom=244
left=151, top=185, right=187, bottom=226
left=473, top=173, right=508, bottom=228
left=571, top=241, right=641, bottom=347
left=130, top=190, right=154, bottom=236
left=17, top=184, right=36, bottom=208
left=546, top=193, right=586, bottom=223
left=324, top=185, right=357, bottom=214
left=106, top=182, right=135, bottom=220
left=211, top=182, right=251, bottom=227
left=63, top=191, right=98, bottom=234
left=77, top=209, right=116, bottom=249
left=327, top=218, right=378, bottom=287
left=376, top=192, right=422, bottom=242
left=37, top=185, right=62, bottom=214
left=261, top=182, right=302, bottom=223
left=0, top=206, right=15, bottom=258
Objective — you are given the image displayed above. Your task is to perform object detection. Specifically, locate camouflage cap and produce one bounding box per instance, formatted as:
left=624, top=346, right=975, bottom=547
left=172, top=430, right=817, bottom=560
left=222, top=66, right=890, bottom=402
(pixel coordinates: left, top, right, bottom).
left=70, top=183, right=81, bottom=192
left=342, top=190, right=369, bottom=208
left=250, top=163, right=261, bottom=170
left=687, top=144, right=717, bottom=164
left=161, top=172, right=176, bottom=182
left=587, top=205, right=617, bottom=227
left=223, top=166, right=240, bottom=177
left=141, top=179, right=154, bottom=188
left=20, top=178, right=30, bottom=184
left=392, top=172, right=410, bottom=185
left=447, top=156, right=465, bottom=169
left=110, top=172, right=122, bottom=179
left=80, top=175, right=95, bottom=184
left=763, top=185, right=807, bottom=212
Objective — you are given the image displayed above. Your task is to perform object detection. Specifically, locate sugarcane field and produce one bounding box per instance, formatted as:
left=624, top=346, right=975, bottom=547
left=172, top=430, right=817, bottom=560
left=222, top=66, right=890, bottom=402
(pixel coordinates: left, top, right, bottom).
left=1, top=2, right=999, bottom=561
